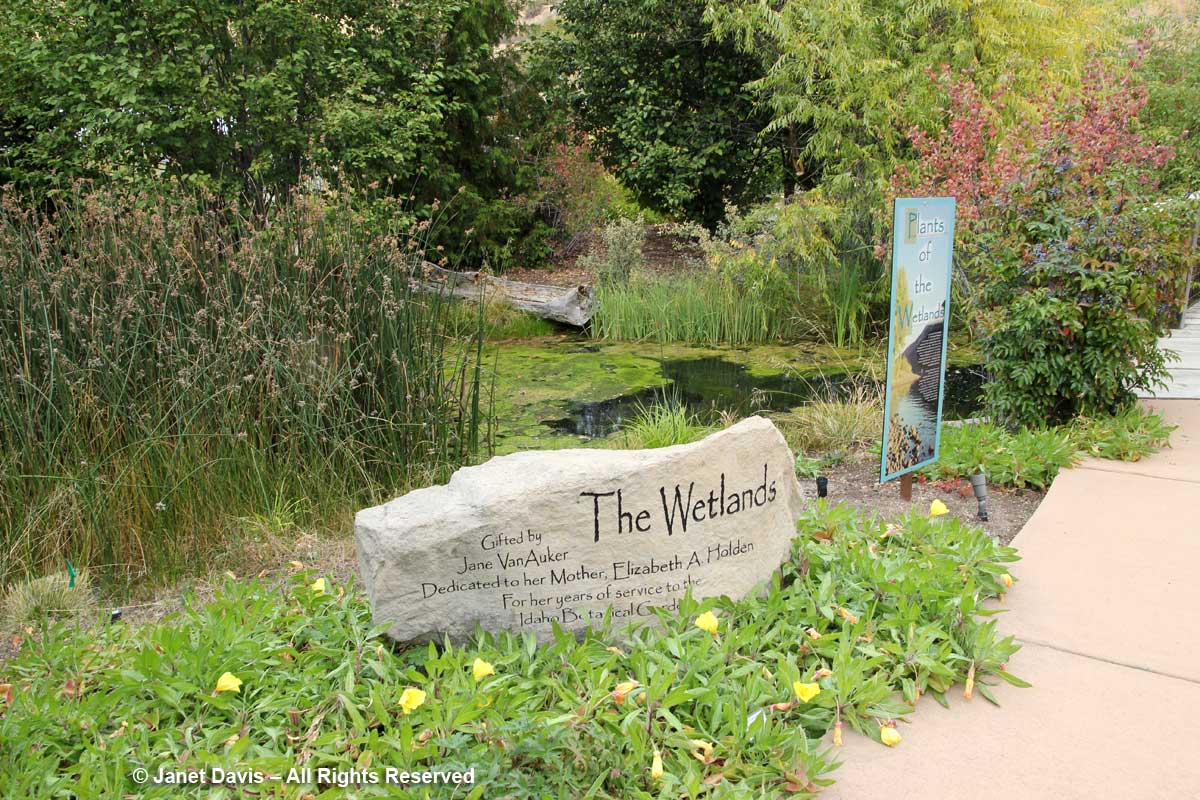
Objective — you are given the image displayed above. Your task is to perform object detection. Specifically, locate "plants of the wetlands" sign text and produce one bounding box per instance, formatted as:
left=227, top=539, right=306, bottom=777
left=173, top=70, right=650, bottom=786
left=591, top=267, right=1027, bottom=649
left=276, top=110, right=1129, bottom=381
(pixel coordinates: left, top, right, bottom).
left=881, top=197, right=957, bottom=482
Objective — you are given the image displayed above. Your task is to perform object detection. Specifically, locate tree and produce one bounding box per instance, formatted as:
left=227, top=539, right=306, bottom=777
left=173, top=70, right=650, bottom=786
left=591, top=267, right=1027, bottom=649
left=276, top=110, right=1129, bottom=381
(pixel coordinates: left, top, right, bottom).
left=1138, top=7, right=1200, bottom=194
left=705, top=0, right=1136, bottom=190
left=0, top=0, right=542, bottom=266
left=549, top=0, right=777, bottom=227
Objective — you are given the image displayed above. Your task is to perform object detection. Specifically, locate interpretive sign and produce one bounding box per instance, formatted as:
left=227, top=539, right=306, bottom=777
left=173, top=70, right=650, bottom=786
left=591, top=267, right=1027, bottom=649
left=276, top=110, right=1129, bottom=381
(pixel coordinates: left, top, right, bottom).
left=881, top=197, right=957, bottom=482
left=355, top=416, right=805, bottom=642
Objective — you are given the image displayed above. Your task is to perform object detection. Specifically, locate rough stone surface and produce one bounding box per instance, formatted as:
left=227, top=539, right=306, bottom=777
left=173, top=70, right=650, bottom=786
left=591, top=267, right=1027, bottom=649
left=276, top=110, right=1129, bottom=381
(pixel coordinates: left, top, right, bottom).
left=355, top=416, right=805, bottom=642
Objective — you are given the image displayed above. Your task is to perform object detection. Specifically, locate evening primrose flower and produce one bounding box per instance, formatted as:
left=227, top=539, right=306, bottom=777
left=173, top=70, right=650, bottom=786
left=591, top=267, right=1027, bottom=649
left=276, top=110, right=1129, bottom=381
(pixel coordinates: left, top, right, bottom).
left=472, top=658, right=495, bottom=682
left=880, top=726, right=902, bottom=747
left=214, top=672, right=242, bottom=694
left=804, top=627, right=822, bottom=641
left=611, top=680, right=639, bottom=704
left=309, top=577, right=326, bottom=595
left=1000, top=573, right=1014, bottom=589
left=399, top=687, right=427, bottom=714
left=694, top=611, right=719, bottom=635
left=689, top=739, right=714, bottom=763
left=651, top=749, right=664, bottom=780
left=929, top=499, right=949, bottom=517
left=793, top=681, right=821, bottom=703
left=836, top=606, right=858, bottom=624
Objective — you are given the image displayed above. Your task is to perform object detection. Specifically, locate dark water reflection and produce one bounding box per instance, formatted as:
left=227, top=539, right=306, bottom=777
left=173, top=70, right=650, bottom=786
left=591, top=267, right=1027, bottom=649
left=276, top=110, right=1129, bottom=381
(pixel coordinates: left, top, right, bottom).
left=541, top=357, right=985, bottom=438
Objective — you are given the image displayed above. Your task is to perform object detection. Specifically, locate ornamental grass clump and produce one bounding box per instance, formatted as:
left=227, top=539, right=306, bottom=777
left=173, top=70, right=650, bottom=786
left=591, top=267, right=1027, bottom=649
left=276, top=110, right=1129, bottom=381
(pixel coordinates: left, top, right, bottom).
left=0, top=503, right=1025, bottom=797
left=621, top=394, right=710, bottom=449
left=0, top=184, right=487, bottom=588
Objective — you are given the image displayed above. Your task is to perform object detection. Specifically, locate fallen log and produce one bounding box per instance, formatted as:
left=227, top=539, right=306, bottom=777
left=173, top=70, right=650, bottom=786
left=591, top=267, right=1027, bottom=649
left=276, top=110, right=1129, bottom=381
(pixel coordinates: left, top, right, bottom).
left=415, top=263, right=596, bottom=327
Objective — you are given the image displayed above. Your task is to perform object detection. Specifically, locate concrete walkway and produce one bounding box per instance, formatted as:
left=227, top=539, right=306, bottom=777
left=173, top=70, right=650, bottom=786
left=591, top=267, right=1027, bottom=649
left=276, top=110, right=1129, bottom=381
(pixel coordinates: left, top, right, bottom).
left=1143, top=300, right=1200, bottom=400
left=826, top=398, right=1200, bottom=799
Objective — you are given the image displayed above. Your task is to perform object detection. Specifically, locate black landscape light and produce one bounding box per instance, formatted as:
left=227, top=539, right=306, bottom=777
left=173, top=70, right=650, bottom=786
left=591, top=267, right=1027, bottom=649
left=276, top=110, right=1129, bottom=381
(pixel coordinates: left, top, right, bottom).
left=110, top=608, right=123, bottom=624
left=816, top=476, right=828, bottom=498
left=970, top=472, right=989, bottom=521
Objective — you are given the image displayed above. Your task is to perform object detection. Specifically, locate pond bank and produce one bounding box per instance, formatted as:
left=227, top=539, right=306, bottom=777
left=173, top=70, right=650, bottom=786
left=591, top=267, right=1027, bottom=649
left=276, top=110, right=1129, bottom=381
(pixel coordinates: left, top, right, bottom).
left=483, top=335, right=983, bottom=453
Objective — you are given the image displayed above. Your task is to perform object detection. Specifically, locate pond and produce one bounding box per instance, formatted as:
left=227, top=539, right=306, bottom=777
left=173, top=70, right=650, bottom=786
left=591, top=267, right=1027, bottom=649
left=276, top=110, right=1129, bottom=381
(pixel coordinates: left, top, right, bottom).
left=486, top=337, right=983, bottom=452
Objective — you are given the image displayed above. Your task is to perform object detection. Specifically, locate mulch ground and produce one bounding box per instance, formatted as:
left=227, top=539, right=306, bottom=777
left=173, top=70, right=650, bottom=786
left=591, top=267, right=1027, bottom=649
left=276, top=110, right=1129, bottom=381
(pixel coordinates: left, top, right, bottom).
left=802, top=449, right=1045, bottom=546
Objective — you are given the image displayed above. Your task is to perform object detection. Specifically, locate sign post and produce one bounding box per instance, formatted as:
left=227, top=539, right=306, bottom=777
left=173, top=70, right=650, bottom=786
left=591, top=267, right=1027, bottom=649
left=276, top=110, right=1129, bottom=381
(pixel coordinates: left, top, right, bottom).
left=880, top=197, right=957, bottom=488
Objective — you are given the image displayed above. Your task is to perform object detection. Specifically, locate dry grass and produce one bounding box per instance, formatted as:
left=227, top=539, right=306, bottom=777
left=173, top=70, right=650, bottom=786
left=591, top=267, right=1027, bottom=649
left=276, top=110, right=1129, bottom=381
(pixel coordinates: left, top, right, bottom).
left=775, top=379, right=883, bottom=455
left=1, top=569, right=94, bottom=632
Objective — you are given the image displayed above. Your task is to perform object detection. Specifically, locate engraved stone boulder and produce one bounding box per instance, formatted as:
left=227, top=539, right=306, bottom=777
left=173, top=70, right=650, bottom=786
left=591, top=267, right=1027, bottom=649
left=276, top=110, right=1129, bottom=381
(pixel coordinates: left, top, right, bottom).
left=354, top=415, right=805, bottom=642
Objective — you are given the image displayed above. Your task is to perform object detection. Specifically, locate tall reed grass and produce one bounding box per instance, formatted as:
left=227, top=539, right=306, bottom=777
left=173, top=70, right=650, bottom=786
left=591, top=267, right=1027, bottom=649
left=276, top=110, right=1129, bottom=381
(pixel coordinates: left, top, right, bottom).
left=591, top=272, right=798, bottom=345
left=0, top=185, right=486, bottom=589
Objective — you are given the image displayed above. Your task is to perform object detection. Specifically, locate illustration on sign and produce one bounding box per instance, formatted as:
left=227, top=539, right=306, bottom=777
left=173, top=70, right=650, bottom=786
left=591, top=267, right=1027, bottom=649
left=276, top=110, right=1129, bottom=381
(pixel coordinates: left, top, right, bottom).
left=881, top=197, right=957, bottom=482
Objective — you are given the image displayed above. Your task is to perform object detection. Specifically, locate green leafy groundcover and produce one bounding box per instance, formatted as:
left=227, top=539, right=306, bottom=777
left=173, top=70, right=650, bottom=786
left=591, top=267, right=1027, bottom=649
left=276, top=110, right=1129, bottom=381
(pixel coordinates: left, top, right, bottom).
left=1, top=504, right=1025, bottom=798
left=928, top=408, right=1176, bottom=489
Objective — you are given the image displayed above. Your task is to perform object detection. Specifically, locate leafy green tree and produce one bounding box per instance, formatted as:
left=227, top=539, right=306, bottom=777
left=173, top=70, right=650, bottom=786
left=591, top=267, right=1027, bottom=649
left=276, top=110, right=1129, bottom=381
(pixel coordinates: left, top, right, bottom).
left=549, top=0, right=778, bottom=227
left=1138, top=8, right=1200, bottom=194
left=0, top=0, right=544, bottom=266
left=705, top=0, right=1135, bottom=188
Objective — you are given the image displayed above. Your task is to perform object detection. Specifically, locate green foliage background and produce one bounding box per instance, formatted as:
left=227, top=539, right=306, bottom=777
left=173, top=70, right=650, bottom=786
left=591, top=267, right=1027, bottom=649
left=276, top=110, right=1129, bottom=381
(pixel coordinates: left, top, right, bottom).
left=0, top=0, right=554, bottom=268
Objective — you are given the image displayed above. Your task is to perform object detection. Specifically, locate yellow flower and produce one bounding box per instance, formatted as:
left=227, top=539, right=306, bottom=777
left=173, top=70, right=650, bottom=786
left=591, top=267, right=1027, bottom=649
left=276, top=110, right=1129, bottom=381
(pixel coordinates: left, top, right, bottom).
left=929, top=499, right=949, bottom=517
left=472, top=658, right=495, bottom=682
left=880, top=726, right=902, bottom=747
left=804, top=627, right=822, bottom=641
left=694, top=611, right=719, bottom=635
left=214, top=672, right=242, bottom=694
left=611, top=679, right=639, bottom=704
left=836, top=606, right=858, bottom=624
left=689, top=739, right=714, bottom=763
left=813, top=668, right=833, bottom=679
left=793, top=681, right=821, bottom=703
left=650, top=749, right=664, bottom=780
left=964, top=662, right=976, bottom=701
left=833, top=720, right=844, bottom=747
left=310, top=577, right=326, bottom=595
left=1000, top=573, right=1014, bottom=589
left=399, top=687, right=427, bottom=715
left=288, top=560, right=304, bottom=570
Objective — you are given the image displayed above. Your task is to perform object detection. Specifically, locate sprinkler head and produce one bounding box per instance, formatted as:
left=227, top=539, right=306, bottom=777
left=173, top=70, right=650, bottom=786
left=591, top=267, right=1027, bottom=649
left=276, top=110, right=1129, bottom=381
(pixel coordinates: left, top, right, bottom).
left=110, top=609, right=123, bottom=624
left=816, top=476, right=829, bottom=498
left=969, top=473, right=989, bottom=521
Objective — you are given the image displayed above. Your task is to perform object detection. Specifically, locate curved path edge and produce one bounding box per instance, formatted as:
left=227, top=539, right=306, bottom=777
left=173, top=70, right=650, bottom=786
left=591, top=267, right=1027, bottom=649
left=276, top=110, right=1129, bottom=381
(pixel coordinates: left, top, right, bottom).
left=823, top=399, right=1200, bottom=800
